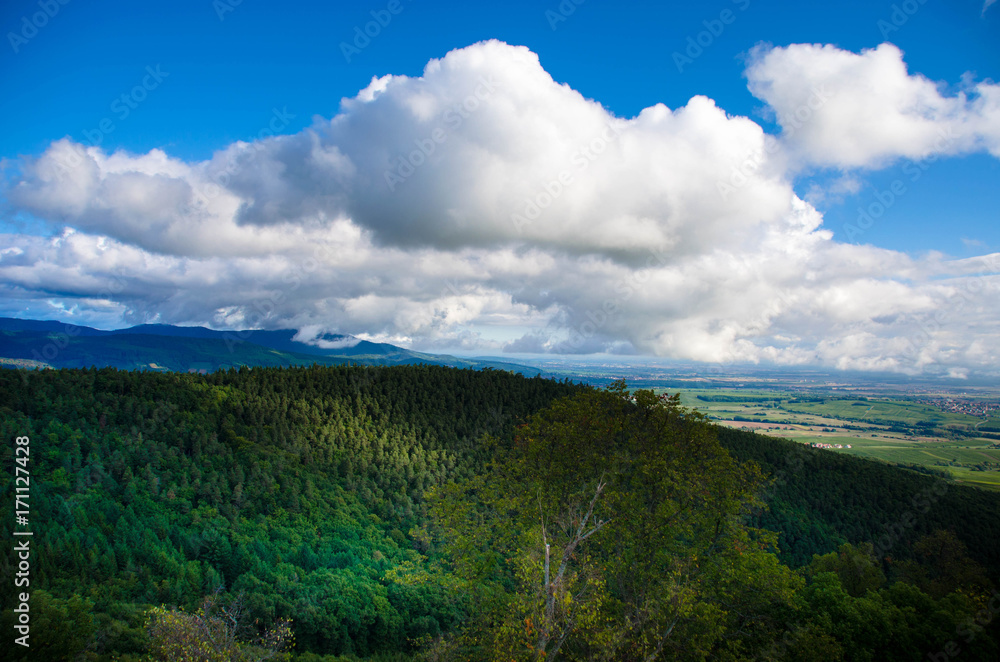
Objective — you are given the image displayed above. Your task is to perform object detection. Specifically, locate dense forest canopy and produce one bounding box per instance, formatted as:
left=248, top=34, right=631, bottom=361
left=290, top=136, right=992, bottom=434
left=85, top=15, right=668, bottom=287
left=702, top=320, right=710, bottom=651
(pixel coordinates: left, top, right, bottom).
left=1, top=365, right=998, bottom=660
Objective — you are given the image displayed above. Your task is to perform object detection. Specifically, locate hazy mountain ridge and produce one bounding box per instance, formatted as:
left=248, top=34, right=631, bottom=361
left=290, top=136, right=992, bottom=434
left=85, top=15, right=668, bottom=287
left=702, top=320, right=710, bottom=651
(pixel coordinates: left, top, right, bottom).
left=0, top=317, right=543, bottom=375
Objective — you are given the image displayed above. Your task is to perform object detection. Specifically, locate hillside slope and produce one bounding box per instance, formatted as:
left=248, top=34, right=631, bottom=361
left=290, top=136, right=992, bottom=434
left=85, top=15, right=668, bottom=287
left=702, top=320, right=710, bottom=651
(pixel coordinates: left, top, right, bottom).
left=1, top=367, right=996, bottom=659
left=0, top=317, right=541, bottom=375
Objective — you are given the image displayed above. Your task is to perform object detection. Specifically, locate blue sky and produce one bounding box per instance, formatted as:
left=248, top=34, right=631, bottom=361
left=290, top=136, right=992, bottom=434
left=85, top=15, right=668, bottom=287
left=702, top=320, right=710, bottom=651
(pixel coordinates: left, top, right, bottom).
left=2, top=0, right=997, bottom=253
left=1, top=0, right=998, bottom=375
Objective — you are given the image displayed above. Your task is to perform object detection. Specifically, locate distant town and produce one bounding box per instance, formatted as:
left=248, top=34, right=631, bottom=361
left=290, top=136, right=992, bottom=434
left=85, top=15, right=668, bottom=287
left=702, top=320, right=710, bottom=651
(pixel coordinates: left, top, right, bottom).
left=918, top=398, right=999, bottom=418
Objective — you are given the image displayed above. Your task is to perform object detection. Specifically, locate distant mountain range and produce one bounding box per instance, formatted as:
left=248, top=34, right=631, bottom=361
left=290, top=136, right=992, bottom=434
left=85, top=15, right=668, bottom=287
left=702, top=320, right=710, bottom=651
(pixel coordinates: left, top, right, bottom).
left=0, top=317, right=543, bottom=376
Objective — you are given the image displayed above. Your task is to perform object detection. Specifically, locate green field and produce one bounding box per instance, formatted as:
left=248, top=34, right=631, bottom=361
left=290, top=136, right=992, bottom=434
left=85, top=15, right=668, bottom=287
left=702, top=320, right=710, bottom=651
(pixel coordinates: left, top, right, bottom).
left=660, top=388, right=1000, bottom=491
left=732, top=428, right=1000, bottom=490
left=779, top=398, right=979, bottom=429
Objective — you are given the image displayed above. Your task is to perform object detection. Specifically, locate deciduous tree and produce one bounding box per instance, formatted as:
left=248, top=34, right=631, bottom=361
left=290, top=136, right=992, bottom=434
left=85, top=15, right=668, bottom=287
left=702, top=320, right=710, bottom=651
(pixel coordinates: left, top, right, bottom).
left=430, top=382, right=800, bottom=660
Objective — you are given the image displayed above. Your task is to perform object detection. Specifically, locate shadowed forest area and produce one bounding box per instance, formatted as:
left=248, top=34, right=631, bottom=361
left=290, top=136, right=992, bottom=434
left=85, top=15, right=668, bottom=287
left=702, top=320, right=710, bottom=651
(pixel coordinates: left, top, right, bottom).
left=1, top=365, right=998, bottom=660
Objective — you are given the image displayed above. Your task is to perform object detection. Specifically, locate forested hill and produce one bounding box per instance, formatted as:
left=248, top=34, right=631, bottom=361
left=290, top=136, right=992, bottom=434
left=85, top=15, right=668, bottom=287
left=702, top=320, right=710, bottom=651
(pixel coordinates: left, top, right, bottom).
left=717, top=426, right=1000, bottom=571
left=0, top=365, right=583, bottom=658
left=0, top=316, right=542, bottom=375
left=1, top=365, right=998, bottom=660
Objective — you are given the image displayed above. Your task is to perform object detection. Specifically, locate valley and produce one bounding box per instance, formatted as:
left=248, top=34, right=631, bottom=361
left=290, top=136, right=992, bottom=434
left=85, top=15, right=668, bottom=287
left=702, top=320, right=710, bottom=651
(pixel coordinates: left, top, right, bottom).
left=503, top=357, right=1000, bottom=489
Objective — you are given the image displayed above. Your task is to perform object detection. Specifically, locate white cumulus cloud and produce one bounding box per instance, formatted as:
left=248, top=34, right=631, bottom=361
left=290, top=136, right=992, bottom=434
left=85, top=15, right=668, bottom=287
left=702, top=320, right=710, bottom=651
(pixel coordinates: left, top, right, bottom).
left=746, top=42, right=1000, bottom=169
left=3, top=40, right=999, bottom=377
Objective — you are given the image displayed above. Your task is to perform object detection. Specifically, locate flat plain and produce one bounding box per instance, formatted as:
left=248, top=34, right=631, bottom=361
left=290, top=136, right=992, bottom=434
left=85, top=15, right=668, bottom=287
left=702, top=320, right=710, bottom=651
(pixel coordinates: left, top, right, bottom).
left=659, top=388, right=1000, bottom=490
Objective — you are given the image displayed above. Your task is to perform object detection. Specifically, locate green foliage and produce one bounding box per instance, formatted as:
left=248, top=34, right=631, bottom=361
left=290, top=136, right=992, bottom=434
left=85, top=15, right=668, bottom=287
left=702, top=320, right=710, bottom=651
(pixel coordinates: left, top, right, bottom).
left=892, top=529, right=993, bottom=599
left=0, top=589, right=96, bottom=660
left=145, top=591, right=293, bottom=661
left=2, top=366, right=999, bottom=660
left=0, top=365, right=581, bottom=659
left=784, top=571, right=997, bottom=662
left=716, top=426, right=1000, bottom=573
left=806, top=543, right=885, bottom=598
left=429, top=383, right=801, bottom=660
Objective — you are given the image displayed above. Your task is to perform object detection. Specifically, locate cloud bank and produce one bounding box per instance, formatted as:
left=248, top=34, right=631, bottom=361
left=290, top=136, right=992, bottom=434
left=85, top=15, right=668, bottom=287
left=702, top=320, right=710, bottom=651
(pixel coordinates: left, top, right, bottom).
left=3, top=40, right=999, bottom=376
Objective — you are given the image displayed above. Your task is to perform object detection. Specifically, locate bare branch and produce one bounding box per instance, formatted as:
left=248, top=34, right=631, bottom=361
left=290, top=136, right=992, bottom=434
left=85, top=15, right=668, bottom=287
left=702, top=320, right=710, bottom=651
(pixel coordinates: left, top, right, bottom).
left=535, top=476, right=611, bottom=660
left=643, top=615, right=680, bottom=662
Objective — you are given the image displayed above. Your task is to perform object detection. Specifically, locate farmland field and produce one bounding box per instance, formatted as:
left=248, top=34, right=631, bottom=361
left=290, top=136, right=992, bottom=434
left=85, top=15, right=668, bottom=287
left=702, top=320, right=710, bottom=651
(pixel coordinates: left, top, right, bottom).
left=658, top=387, right=1000, bottom=491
